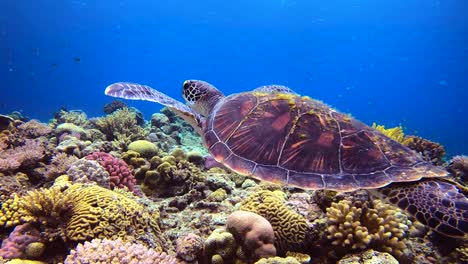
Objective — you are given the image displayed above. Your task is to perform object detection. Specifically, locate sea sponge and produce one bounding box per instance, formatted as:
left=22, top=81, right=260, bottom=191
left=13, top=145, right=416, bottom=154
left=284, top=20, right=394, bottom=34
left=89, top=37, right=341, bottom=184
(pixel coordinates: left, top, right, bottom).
left=405, top=135, right=446, bottom=165
left=326, top=199, right=409, bottom=257
left=0, top=179, right=164, bottom=247
left=64, top=238, right=176, bottom=264
left=204, top=228, right=238, bottom=264
left=175, top=233, right=204, bottom=262
left=227, top=211, right=276, bottom=262
left=239, top=190, right=309, bottom=253
left=128, top=140, right=159, bottom=158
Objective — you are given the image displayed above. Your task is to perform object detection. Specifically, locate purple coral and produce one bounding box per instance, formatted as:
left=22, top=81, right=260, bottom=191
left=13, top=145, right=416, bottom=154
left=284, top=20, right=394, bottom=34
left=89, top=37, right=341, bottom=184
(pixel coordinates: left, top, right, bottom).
left=0, top=138, right=45, bottom=172
left=0, top=223, right=44, bottom=259
left=85, top=152, right=136, bottom=192
left=65, top=238, right=177, bottom=264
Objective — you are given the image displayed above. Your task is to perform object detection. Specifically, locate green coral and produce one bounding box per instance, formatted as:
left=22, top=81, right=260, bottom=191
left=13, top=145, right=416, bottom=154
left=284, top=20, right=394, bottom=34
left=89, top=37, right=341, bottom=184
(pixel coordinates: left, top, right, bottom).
left=94, top=108, right=148, bottom=148
left=207, top=188, right=228, bottom=202
left=204, top=228, right=238, bottom=264
left=326, top=199, right=409, bottom=257
left=127, top=140, right=159, bottom=158
left=239, top=190, right=309, bottom=253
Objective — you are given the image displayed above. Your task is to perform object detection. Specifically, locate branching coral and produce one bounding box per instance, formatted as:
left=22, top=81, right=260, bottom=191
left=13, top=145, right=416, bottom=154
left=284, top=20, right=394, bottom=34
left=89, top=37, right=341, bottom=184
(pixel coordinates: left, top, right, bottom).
left=239, top=190, right=310, bottom=254
left=326, top=199, right=409, bottom=257
left=51, top=109, right=90, bottom=128
left=94, top=108, right=147, bottom=148
left=64, top=238, right=176, bottom=264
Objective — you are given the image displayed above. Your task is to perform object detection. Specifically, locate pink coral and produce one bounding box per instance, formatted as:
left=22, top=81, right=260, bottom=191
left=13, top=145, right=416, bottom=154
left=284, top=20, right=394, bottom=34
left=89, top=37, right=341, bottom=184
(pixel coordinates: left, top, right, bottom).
left=176, top=233, right=204, bottom=262
left=65, top=238, right=177, bottom=264
left=85, top=152, right=136, bottom=192
left=0, top=139, right=45, bottom=172
left=0, top=223, right=44, bottom=259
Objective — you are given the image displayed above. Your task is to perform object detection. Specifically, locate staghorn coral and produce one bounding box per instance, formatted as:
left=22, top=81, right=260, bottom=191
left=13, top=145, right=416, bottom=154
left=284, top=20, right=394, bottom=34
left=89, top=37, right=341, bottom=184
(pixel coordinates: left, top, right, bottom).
left=447, top=155, right=468, bottom=183
left=0, top=223, right=44, bottom=260
left=85, top=152, right=137, bottom=192
left=405, top=135, right=446, bottom=165
left=239, top=190, right=309, bottom=254
left=326, top=199, right=409, bottom=257
left=94, top=108, right=147, bottom=148
left=64, top=238, right=176, bottom=264
left=204, top=228, right=238, bottom=264
left=175, top=233, right=204, bottom=262
left=372, top=123, right=413, bottom=145
left=67, top=159, right=111, bottom=188
left=227, top=211, right=276, bottom=262
left=0, top=178, right=165, bottom=247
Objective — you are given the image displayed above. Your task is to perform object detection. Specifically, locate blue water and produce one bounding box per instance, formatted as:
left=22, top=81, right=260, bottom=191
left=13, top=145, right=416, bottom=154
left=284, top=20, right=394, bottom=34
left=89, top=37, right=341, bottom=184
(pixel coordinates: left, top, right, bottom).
left=1, top=0, right=467, bottom=156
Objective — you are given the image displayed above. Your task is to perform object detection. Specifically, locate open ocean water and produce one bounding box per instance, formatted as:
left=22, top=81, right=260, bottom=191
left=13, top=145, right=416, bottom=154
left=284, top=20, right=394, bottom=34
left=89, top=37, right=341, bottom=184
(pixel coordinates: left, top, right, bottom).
left=0, top=0, right=467, bottom=156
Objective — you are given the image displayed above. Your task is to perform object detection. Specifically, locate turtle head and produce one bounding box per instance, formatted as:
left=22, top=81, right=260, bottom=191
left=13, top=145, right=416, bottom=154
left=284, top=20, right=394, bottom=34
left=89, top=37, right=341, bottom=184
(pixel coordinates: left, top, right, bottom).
left=182, top=80, right=224, bottom=117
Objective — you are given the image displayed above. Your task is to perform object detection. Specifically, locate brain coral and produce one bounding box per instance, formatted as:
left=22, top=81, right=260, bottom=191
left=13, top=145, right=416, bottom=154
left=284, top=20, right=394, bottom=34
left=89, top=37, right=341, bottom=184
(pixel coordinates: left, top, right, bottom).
left=86, top=152, right=136, bottom=192
left=239, top=190, right=310, bottom=253
left=65, top=238, right=176, bottom=264
left=0, top=178, right=165, bottom=248
left=326, top=199, right=409, bottom=257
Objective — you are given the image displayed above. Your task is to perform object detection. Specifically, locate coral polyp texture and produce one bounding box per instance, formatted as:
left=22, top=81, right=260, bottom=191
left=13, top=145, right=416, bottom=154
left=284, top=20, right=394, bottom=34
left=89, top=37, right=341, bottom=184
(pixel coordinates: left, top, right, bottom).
left=326, top=199, right=409, bottom=257
left=64, top=238, right=176, bottom=264
left=239, top=190, right=310, bottom=253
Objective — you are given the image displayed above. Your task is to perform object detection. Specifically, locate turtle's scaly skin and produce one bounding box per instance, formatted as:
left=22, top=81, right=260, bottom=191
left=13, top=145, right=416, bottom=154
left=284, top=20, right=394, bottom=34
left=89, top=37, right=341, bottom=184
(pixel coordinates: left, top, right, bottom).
left=204, top=92, right=447, bottom=192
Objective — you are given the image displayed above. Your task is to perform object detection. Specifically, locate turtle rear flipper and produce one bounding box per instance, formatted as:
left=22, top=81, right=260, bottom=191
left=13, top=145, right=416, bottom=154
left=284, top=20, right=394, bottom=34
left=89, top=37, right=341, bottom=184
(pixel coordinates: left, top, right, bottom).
left=105, top=82, right=204, bottom=134
left=375, top=179, right=468, bottom=238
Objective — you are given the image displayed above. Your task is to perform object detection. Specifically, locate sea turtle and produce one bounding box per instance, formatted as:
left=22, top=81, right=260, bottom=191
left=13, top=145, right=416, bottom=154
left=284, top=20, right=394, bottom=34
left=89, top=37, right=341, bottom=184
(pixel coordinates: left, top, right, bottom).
left=105, top=80, right=467, bottom=238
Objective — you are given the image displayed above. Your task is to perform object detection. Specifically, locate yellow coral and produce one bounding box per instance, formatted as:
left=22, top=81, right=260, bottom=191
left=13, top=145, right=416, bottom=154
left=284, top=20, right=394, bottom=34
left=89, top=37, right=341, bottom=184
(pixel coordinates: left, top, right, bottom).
left=371, top=123, right=413, bottom=145
left=239, top=191, right=309, bottom=253
left=326, top=199, right=409, bottom=257
left=204, top=228, right=238, bottom=264
left=208, top=188, right=228, bottom=202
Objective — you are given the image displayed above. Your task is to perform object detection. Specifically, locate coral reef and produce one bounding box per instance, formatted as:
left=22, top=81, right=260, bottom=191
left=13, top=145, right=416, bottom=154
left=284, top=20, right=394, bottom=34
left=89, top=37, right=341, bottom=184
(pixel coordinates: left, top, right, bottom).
left=0, top=139, right=46, bottom=173
left=405, top=135, right=446, bottom=165
left=64, top=238, right=176, bottom=264
left=447, top=155, right=468, bottom=183
left=0, top=223, right=44, bottom=259
left=204, top=228, right=238, bottom=264
left=254, top=256, right=300, bottom=264
left=337, top=249, right=398, bottom=264
left=127, top=140, right=159, bottom=158
left=371, top=123, right=413, bottom=145
left=51, top=109, right=90, bottom=128
left=326, top=199, right=409, bottom=257
left=103, top=100, right=127, bottom=114
left=67, top=159, right=110, bottom=188
left=227, top=211, right=276, bottom=262
left=85, top=152, right=137, bottom=192
left=239, top=190, right=310, bottom=253
left=175, top=233, right=204, bottom=262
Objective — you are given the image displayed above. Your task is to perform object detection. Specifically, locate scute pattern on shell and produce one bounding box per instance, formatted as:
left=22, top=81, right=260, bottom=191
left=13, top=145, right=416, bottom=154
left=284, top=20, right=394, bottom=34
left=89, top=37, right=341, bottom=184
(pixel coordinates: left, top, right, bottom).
left=204, top=92, right=448, bottom=191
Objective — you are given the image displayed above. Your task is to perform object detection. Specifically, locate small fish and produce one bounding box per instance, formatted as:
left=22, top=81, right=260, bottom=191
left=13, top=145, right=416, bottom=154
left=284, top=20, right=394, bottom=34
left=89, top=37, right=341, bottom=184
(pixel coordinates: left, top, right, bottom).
left=73, top=57, right=81, bottom=62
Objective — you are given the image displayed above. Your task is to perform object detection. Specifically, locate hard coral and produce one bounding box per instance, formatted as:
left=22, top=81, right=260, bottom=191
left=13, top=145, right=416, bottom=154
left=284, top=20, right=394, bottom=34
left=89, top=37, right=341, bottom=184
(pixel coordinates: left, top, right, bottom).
left=227, top=211, right=276, bottom=262
left=65, top=238, right=176, bottom=264
left=0, top=223, right=44, bottom=260
left=127, top=140, right=159, bottom=158
left=175, top=233, right=204, bottom=262
left=239, top=191, right=310, bottom=254
left=326, top=199, right=409, bottom=257
left=447, top=155, right=468, bottom=183
left=0, top=139, right=46, bottom=173
left=204, top=228, right=238, bottom=264
left=103, top=100, right=127, bottom=114
left=405, top=135, right=446, bottom=165
left=371, top=123, right=413, bottom=145
left=85, top=152, right=136, bottom=192
left=67, top=159, right=111, bottom=188
left=254, top=257, right=300, bottom=264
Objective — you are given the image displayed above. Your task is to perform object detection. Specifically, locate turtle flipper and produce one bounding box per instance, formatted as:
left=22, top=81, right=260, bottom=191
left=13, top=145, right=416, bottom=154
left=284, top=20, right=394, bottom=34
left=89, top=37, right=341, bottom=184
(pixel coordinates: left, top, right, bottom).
left=105, top=82, right=204, bottom=134
left=374, top=179, right=467, bottom=238
left=253, top=85, right=297, bottom=94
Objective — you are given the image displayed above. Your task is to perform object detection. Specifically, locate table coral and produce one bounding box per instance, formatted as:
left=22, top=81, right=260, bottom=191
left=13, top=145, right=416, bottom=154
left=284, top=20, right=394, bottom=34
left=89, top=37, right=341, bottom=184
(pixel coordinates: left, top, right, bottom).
left=227, top=211, right=276, bottom=262
left=239, top=190, right=310, bottom=253
left=64, top=238, right=176, bottom=264
left=326, top=199, right=409, bottom=257
left=85, top=152, right=136, bottom=192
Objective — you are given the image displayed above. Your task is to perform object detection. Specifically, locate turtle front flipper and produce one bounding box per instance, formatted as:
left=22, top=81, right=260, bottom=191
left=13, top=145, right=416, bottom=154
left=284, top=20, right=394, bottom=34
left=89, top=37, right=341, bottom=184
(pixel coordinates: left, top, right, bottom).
left=105, top=82, right=204, bottom=134
left=373, top=179, right=467, bottom=238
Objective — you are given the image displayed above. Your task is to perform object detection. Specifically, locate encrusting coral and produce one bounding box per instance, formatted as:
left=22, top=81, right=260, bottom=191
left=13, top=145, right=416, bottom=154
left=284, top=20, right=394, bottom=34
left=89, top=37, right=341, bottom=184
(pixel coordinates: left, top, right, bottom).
left=239, top=190, right=310, bottom=254
left=0, top=177, right=165, bottom=248
left=64, top=238, right=176, bottom=264
left=326, top=199, right=409, bottom=257
left=226, top=211, right=276, bottom=262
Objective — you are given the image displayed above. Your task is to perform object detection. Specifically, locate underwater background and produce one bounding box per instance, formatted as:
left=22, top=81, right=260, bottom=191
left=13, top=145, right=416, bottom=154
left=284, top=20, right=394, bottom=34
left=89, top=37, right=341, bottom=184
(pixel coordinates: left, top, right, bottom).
left=1, top=0, right=467, bottom=156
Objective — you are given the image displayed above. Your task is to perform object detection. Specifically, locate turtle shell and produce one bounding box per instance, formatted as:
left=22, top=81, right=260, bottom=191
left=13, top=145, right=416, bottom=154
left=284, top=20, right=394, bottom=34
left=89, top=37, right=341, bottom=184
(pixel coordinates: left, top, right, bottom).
left=203, top=92, right=448, bottom=192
